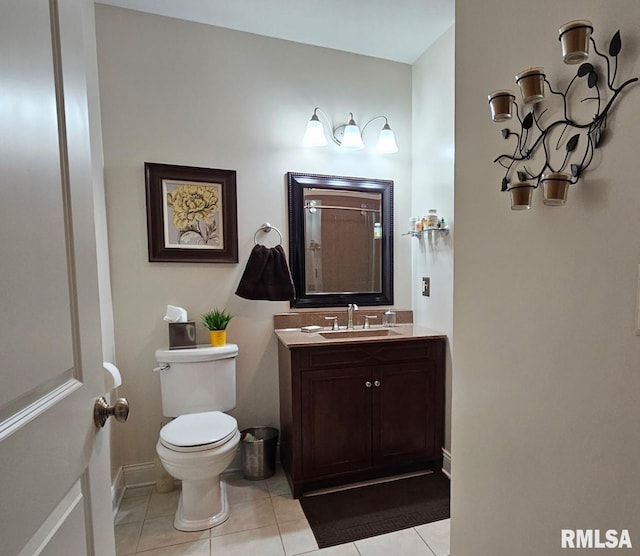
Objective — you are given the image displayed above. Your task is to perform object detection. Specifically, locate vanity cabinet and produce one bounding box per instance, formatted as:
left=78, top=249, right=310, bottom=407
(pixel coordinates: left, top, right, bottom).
left=277, top=338, right=445, bottom=498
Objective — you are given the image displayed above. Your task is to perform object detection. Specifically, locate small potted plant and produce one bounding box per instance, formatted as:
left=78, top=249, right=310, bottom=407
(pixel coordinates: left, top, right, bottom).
left=201, top=308, right=233, bottom=347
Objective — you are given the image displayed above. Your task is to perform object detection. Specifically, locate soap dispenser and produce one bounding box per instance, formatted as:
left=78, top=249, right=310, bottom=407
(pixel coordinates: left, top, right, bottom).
left=383, top=309, right=396, bottom=327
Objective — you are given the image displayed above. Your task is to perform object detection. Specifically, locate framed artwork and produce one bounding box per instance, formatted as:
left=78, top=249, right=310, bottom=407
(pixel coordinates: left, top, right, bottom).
left=144, top=163, right=238, bottom=263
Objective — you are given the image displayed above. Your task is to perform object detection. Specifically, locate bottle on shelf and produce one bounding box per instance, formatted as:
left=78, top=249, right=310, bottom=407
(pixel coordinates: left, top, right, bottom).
left=426, top=209, right=439, bottom=228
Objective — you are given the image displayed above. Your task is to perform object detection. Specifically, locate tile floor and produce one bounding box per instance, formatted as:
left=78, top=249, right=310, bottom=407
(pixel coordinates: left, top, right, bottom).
left=114, top=467, right=451, bottom=556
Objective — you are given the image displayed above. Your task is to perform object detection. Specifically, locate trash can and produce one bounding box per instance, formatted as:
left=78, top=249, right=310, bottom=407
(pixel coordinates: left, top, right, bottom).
left=240, top=426, right=278, bottom=480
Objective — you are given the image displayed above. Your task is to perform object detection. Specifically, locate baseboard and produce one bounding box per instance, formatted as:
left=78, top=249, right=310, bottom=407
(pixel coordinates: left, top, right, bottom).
left=442, top=448, right=451, bottom=479
left=123, top=461, right=156, bottom=488
left=111, top=466, right=125, bottom=518
left=117, top=443, right=281, bottom=491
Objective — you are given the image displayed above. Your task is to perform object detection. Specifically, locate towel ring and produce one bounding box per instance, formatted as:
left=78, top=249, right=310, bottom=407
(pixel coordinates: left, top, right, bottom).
left=254, top=222, right=283, bottom=246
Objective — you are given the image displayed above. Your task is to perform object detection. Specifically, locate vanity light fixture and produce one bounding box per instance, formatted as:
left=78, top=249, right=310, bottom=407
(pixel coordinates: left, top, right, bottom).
left=301, top=110, right=328, bottom=147
left=302, top=107, right=399, bottom=154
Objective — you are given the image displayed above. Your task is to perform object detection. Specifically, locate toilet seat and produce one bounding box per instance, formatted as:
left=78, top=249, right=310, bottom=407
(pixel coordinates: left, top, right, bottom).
left=160, top=411, right=238, bottom=453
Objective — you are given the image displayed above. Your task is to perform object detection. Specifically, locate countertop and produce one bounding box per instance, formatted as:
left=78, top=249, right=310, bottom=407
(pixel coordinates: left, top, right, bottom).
left=274, top=323, right=446, bottom=348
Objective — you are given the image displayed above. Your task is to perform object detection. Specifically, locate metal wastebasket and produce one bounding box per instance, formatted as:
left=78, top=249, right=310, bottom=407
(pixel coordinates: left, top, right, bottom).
left=240, top=426, right=278, bottom=480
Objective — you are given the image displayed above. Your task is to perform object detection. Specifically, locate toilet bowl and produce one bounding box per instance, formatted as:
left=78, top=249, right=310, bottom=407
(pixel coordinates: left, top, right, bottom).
left=154, top=344, right=240, bottom=531
left=156, top=411, right=240, bottom=531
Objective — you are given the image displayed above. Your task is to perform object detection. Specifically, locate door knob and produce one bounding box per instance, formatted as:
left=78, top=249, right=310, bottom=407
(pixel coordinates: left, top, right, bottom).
left=365, top=381, right=372, bottom=388
left=94, top=396, right=130, bottom=428
left=374, top=380, right=381, bottom=387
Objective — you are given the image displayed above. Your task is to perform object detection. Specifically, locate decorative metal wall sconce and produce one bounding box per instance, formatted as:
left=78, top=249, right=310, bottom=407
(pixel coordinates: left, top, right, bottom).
left=489, top=20, right=638, bottom=210
left=302, top=107, right=399, bottom=154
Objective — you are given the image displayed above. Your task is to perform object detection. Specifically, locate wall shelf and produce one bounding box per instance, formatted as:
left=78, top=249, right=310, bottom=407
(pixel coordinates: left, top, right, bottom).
left=403, top=227, right=449, bottom=237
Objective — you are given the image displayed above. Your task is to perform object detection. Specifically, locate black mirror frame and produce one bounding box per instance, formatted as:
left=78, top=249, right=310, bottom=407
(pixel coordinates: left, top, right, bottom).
left=287, top=172, right=394, bottom=308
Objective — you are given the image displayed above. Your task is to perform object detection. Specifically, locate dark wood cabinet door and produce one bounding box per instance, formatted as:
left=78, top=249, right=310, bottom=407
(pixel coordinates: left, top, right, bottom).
left=301, top=367, right=372, bottom=479
left=372, top=361, right=438, bottom=466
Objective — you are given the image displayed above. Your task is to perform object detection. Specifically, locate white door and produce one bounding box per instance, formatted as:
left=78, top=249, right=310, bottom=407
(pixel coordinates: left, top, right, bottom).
left=0, top=0, right=115, bottom=554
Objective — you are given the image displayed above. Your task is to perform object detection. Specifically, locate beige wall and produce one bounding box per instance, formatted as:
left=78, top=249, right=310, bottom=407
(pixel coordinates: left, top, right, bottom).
left=412, top=25, right=455, bottom=455
left=95, top=5, right=412, bottom=469
left=453, top=1, right=640, bottom=554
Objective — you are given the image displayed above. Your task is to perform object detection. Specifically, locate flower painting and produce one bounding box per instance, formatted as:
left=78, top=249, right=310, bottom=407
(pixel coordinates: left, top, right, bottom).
left=163, top=181, right=223, bottom=248
left=145, top=163, right=238, bottom=263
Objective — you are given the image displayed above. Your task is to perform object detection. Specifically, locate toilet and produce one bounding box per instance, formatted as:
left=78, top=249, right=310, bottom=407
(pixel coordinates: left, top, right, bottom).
left=154, top=344, right=241, bottom=531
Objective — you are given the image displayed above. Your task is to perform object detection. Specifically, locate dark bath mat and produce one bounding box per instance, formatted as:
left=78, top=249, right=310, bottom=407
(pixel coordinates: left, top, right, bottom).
left=299, top=471, right=450, bottom=548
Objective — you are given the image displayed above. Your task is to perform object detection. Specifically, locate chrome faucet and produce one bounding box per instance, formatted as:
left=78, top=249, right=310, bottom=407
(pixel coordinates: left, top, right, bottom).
left=347, top=303, right=359, bottom=330
left=363, top=315, right=377, bottom=329
left=324, top=316, right=339, bottom=331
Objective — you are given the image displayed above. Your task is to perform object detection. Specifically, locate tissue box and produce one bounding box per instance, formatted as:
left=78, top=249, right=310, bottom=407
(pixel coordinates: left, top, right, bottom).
left=169, top=322, right=196, bottom=349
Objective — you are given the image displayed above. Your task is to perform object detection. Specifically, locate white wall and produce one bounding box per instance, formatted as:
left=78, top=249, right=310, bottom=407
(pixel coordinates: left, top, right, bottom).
left=95, top=5, right=412, bottom=469
left=412, top=25, right=455, bottom=454
left=453, top=1, right=640, bottom=554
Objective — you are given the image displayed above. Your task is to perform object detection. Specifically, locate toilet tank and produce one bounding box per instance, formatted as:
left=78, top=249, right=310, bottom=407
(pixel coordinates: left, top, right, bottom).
left=155, top=344, right=238, bottom=417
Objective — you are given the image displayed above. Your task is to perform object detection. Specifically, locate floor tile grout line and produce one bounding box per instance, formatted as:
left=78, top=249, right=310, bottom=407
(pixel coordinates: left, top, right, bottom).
left=134, top=538, right=211, bottom=555
left=210, top=523, right=277, bottom=540
left=129, top=493, right=150, bottom=555
left=413, top=525, right=441, bottom=556
left=132, top=518, right=144, bottom=555
left=270, top=496, right=289, bottom=556
left=135, top=536, right=211, bottom=554
left=292, top=541, right=362, bottom=556
left=139, top=494, right=152, bottom=525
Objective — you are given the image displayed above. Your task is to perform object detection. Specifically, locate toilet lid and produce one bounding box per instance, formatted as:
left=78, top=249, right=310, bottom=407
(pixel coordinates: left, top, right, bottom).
left=160, top=411, right=238, bottom=451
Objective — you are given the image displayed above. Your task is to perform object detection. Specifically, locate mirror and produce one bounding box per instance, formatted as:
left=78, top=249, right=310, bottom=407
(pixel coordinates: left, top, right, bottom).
left=287, top=172, right=394, bottom=308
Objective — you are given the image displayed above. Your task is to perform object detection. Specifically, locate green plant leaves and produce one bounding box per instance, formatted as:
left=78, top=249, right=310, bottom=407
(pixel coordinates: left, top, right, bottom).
left=201, top=308, right=233, bottom=330
left=522, top=113, right=534, bottom=130
left=588, top=71, right=598, bottom=88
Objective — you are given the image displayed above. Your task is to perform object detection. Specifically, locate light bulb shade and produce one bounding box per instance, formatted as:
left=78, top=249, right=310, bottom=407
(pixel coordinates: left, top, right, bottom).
left=376, top=124, right=399, bottom=154
left=341, top=123, right=364, bottom=149
left=302, top=116, right=328, bottom=147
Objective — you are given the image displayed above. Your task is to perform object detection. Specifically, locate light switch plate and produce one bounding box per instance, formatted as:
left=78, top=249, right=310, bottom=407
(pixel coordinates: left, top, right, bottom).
left=635, top=264, right=640, bottom=335
left=422, top=277, right=430, bottom=297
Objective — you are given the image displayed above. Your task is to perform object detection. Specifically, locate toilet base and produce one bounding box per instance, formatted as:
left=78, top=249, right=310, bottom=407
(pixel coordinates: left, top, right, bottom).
left=174, top=480, right=230, bottom=531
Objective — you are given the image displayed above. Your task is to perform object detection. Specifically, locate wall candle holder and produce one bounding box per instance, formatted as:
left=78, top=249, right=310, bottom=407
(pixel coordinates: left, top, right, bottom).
left=490, top=21, right=638, bottom=209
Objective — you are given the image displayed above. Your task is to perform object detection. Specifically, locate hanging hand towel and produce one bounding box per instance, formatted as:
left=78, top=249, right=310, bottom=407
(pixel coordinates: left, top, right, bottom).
left=235, top=244, right=295, bottom=301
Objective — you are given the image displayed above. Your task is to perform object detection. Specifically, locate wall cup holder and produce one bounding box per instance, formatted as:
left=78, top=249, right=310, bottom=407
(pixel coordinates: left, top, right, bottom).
left=515, top=67, right=546, bottom=104
left=490, top=21, right=638, bottom=211
left=508, top=183, right=534, bottom=210
left=488, top=90, right=516, bottom=122
left=542, top=172, right=571, bottom=206
left=559, top=20, right=593, bottom=64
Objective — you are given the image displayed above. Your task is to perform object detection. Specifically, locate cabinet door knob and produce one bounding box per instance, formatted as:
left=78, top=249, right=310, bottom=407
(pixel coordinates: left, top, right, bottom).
left=365, top=381, right=372, bottom=388
left=374, top=380, right=381, bottom=387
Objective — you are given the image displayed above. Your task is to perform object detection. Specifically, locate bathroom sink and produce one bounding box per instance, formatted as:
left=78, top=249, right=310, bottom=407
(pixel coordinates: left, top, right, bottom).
left=319, top=328, right=402, bottom=340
